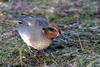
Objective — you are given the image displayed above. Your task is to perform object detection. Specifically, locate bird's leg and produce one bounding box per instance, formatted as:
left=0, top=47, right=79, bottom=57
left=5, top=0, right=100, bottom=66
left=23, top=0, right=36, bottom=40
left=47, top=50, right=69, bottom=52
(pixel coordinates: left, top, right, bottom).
left=27, top=45, right=39, bottom=56
left=27, top=45, right=35, bottom=56
left=27, top=45, right=32, bottom=52
left=37, top=50, right=46, bottom=57
left=27, top=46, right=46, bottom=57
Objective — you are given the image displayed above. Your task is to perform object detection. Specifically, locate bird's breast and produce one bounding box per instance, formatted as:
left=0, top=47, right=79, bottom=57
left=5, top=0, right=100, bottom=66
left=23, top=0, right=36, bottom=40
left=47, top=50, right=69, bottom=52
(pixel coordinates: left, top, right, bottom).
left=30, top=37, right=51, bottom=50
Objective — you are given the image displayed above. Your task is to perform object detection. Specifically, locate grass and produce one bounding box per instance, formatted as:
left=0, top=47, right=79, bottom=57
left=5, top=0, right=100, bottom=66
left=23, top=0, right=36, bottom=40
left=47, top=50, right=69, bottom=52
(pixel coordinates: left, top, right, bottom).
left=0, top=0, right=100, bottom=67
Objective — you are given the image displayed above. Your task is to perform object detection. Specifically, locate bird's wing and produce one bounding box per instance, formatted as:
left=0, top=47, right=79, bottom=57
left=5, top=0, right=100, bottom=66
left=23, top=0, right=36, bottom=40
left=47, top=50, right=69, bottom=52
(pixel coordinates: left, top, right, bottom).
left=14, top=14, right=49, bottom=27
left=18, top=24, right=51, bottom=50
left=18, top=24, right=42, bottom=39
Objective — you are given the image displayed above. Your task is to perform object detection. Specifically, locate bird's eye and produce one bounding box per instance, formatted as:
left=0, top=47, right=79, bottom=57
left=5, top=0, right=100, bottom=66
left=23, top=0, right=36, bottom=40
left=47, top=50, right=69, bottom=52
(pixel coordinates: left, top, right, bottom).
left=18, top=21, right=23, bottom=24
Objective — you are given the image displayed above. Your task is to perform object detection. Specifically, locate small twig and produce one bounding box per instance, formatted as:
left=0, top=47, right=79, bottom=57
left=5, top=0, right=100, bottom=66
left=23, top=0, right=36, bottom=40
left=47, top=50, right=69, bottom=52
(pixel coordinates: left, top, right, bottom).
left=19, top=48, right=23, bottom=67
left=18, top=44, right=25, bottom=67
left=77, top=32, right=84, bottom=50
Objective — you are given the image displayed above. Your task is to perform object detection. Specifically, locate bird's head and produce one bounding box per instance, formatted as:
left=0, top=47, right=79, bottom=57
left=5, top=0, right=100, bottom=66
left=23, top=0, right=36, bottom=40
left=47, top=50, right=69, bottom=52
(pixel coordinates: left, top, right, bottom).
left=42, top=23, right=60, bottom=40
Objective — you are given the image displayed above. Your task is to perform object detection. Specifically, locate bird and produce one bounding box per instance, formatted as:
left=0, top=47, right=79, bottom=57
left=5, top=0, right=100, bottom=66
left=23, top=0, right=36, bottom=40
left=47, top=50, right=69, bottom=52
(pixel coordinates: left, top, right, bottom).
left=17, top=14, right=60, bottom=50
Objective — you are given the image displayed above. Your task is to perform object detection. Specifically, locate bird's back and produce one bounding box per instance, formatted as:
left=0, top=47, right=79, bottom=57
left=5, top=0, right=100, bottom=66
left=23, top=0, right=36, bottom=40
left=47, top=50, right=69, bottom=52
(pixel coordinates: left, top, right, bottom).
left=14, top=14, right=49, bottom=28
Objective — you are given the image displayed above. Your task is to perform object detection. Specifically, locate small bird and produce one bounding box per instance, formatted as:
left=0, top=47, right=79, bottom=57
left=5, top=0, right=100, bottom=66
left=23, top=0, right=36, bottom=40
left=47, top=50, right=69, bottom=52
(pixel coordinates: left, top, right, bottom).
left=17, top=15, right=60, bottom=50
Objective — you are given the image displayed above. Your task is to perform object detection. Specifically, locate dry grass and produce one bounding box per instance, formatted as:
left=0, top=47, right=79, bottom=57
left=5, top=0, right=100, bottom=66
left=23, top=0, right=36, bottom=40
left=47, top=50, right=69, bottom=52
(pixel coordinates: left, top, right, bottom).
left=0, top=0, right=100, bottom=67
